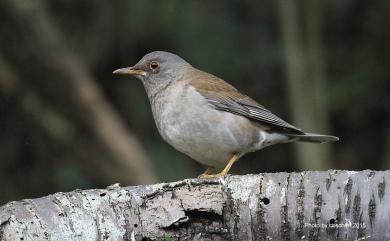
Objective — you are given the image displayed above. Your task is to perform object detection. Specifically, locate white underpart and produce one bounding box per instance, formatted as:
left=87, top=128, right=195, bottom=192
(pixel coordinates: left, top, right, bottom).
left=255, top=130, right=290, bottom=150
left=152, top=82, right=291, bottom=167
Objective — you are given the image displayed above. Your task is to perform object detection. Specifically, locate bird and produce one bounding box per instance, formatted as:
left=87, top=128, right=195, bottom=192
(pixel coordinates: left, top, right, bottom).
left=113, top=51, right=338, bottom=178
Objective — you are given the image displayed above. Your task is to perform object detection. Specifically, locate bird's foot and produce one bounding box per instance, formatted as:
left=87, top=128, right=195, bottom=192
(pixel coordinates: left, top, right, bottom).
left=198, top=167, right=216, bottom=179
left=198, top=173, right=224, bottom=179
left=197, top=154, right=241, bottom=179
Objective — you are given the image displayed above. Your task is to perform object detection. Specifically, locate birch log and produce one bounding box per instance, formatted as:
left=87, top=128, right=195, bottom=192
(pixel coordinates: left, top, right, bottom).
left=1, top=170, right=389, bottom=241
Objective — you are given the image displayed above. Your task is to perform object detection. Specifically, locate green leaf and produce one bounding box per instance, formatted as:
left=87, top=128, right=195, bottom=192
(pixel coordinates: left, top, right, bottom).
left=164, top=235, right=173, bottom=241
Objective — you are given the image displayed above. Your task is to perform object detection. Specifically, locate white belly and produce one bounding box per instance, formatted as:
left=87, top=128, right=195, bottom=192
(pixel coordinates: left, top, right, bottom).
left=151, top=84, right=260, bottom=167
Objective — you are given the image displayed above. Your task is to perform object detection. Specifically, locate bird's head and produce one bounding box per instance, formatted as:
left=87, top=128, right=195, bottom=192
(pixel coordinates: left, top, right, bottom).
left=113, top=51, right=191, bottom=97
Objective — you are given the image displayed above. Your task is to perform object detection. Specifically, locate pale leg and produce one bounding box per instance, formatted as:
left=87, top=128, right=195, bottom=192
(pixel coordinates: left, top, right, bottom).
left=199, top=153, right=241, bottom=179
left=198, top=166, right=215, bottom=178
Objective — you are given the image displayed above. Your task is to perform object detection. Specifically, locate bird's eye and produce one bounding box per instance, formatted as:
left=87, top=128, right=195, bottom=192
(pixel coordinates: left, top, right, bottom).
left=150, top=61, right=159, bottom=70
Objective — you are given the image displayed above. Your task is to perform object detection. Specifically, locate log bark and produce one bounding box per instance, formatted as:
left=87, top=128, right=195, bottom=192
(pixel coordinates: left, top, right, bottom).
left=1, top=170, right=389, bottom=241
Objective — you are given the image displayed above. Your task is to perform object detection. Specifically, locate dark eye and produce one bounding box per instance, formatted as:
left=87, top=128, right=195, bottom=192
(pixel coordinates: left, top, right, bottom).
left=150, top=61, right=159, bottom=70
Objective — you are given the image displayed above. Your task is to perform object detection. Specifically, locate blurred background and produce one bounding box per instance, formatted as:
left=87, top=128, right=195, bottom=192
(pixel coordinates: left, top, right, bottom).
left=0, top=0, right=389, bottom=205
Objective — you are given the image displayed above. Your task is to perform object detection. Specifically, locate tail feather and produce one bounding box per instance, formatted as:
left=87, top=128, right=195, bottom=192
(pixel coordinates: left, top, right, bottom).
left=287, top=133, right=339, bottom=143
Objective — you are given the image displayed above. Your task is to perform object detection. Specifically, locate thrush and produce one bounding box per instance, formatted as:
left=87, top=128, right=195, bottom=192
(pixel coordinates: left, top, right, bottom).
left=113, top=51, right=338, bottom=178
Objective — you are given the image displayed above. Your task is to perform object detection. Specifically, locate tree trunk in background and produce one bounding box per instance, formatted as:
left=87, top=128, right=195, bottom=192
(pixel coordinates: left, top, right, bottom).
left=0, top=53, right=76, bottom=147
left=0, top=0, right=157, bottom=184
left=277, top=0, right=333, bottom=170
left=1, top=170, right=389, bottom=240
left=383, top=129, right=390, bottom=169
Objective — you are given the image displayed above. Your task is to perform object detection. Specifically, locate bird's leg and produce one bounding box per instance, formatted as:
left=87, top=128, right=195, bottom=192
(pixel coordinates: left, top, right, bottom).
left=218, top=153, right=241, bottom=176
left=203, top=166, right=215, bottom=175
left=198, top=167, right=215, bottom=178
left=199, top=153, right=241, bottom=179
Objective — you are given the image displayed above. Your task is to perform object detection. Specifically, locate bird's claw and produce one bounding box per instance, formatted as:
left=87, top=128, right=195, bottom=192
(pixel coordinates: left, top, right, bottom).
left=198, top=173, right=223, bottom=179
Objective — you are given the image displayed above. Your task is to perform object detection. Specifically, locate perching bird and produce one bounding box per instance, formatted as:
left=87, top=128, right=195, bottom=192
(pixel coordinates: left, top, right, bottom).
left=113, top=51, right=338, bottom=178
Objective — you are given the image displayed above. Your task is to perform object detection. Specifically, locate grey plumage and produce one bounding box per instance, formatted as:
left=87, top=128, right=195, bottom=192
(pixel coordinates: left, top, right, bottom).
left=114, top=51, right=339, bottom=176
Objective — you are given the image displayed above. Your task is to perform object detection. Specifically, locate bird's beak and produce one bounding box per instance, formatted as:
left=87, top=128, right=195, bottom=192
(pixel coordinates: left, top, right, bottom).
left=112, top=67, right=146, bottom=76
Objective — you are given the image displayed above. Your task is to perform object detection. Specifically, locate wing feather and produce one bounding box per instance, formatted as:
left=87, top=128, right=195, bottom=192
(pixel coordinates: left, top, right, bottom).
left=187, top=68, right=304, bottom=134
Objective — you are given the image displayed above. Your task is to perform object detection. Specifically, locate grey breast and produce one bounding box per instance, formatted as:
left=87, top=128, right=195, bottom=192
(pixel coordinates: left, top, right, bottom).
left=149, top=78, right=261, bottom=166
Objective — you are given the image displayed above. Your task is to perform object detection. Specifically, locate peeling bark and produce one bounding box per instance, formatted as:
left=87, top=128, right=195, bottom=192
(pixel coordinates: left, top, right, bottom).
left=1, top=170, right=389, bottom=240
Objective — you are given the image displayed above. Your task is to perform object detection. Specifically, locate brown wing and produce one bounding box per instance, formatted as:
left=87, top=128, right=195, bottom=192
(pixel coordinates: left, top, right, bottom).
left=187, top=68, right=304, bottom=134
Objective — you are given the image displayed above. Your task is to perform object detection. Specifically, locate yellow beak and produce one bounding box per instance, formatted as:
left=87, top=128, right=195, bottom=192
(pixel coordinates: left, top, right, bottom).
left=112, top=67, right=146, bottom=76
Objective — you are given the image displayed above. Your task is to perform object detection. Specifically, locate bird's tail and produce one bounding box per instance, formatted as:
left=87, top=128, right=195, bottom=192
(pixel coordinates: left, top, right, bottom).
left=287, top=133, right=339, bottom=143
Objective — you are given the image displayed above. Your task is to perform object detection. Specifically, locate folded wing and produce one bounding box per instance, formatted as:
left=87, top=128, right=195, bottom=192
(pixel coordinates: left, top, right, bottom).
left=189, top=69, right=304, bottom=134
